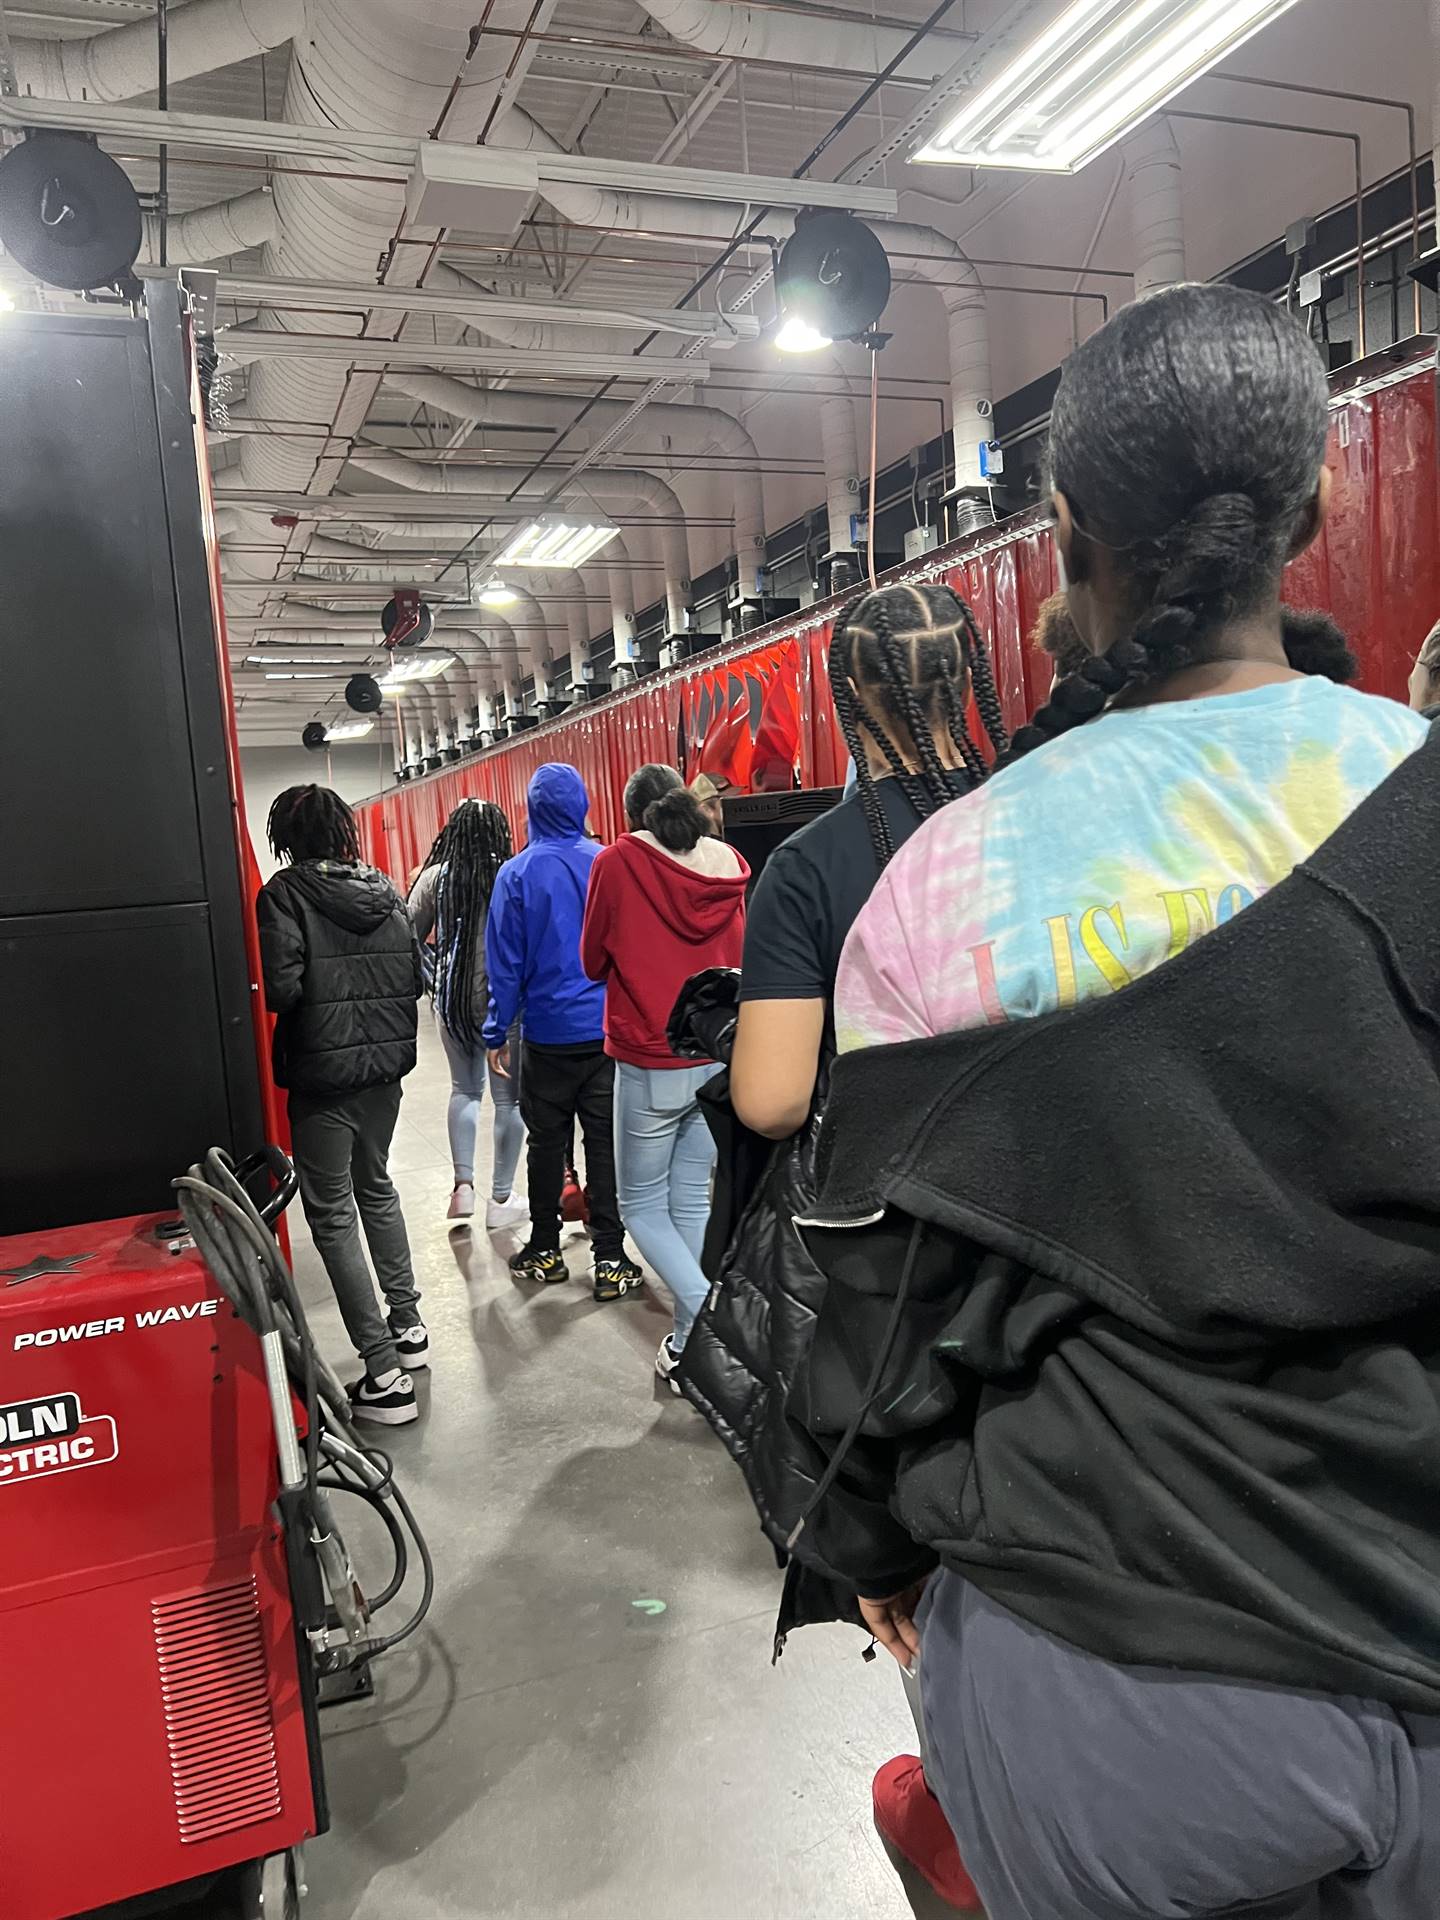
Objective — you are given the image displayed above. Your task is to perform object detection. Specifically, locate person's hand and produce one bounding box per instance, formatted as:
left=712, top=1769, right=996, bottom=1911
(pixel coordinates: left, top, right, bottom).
left=858, top=1580, right=929, bottom=1670
left=488, top=1043, right=511, bottom=1079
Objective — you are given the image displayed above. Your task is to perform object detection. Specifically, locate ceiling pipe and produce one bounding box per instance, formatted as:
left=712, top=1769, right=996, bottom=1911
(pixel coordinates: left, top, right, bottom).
left=630, top=0, right=975, bottom=85
left=385, top=369, right=766, bottom=598
left=10, top=0, right=300, bottom=101
left=1125, top=118, right=1186, bottom=300
left=820, top=394, right=861, bottom=559
left=346, top=452, right=693, bottom=634
left=138, top=188, right=280, bottom=266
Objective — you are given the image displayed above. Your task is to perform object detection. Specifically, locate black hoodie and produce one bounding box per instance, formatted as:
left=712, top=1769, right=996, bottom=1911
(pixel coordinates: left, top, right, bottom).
left=257, top=860, right=423, bottom=1097
left=712, top=726, right=1440, bottom=1711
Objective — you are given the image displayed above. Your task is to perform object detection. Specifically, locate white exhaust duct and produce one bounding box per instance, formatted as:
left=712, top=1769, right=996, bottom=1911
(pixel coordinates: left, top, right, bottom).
left=347, top=452, right=693, bottom=635
left=633, top=0, right=975, bottom=85
left=1125, top=119, right=1186, bottom=300
left=820, top=395, right=861, bottom=557
left=385, top=369, right=767, bottom=596
left=11, top=0, right=300, bottom=101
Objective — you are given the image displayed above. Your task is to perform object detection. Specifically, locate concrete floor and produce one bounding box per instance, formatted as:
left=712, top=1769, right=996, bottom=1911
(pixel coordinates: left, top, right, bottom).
left=288, top=1020, right=950, bottom=1920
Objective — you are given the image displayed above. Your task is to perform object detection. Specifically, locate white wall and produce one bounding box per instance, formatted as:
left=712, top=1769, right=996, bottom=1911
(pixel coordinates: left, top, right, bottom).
left=241, top=744, right=391, bottom=878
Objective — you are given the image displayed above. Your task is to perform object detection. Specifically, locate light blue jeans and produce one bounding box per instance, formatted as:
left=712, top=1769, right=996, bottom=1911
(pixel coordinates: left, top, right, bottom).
left=613, top=1060, right=720, bottom=1348
left=438, top=1016, right=525, bottom=1199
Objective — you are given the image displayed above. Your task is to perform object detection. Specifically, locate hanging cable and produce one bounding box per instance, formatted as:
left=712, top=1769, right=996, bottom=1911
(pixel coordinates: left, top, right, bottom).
left=866, top=345, right=881, bottom=589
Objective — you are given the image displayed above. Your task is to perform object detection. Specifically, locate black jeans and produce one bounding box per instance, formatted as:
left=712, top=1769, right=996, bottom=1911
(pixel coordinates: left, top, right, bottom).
left=519, top=1041, right=623, bottom=1259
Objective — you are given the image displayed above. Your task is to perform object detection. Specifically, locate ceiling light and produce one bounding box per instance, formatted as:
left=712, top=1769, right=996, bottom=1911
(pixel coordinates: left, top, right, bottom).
left=265, top=671, right=340, bottom=679
left=379, top=653, right=455, bottom=689
left=491, top=516, right=619, bottom=570
left=476, top=577, right=518, bottom=608
left=323, top=719, right=375, bottom=742
left=774, top=315, right=834, bottom=354
left=912, top=0, right=1304, bottom=173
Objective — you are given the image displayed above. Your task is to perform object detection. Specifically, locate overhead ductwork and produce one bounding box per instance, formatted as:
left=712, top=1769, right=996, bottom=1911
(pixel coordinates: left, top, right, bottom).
left=347, top=452, right=694, bottom=635
left=1126, top=118, right=1186, bottom=300
left=385, top=370, right=767, bottom=597
left=820, top=395, right=861, bottom=559
left=140, top=189, right=279, bottom=267
left=10, top=0, right=300, bottom=101
left=891, top=227, right=992, bottom=495
left=632, top=0, right=976, bottom=85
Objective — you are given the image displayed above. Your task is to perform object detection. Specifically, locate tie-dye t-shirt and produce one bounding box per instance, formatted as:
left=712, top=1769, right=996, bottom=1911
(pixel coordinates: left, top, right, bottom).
left=835, top=678, right=1427, bottom=1050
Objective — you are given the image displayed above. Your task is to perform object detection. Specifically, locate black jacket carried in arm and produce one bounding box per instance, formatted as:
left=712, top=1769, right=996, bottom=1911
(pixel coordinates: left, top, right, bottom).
left=691, top=727, right=1440, bottom=1711
left=258, top=860, right=423, bottom=1098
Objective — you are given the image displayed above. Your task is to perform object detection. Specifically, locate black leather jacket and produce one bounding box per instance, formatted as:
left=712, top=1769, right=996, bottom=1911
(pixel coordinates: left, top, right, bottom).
left=257, top=860, right=422, bottom=1098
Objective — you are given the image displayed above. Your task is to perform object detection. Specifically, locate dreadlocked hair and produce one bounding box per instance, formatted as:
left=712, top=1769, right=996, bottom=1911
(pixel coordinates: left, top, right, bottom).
left=433, top=800, right=514, bottom=1050
left=826, top=580, right=1008, bottom=870
left=267, top=784, right=360, bottom=865
left=1008, top=284, right=1332, bottom=762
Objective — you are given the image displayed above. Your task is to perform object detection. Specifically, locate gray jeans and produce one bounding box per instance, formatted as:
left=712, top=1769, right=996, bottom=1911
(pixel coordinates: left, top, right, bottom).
left=289, top=1081, right=420, bottom=1378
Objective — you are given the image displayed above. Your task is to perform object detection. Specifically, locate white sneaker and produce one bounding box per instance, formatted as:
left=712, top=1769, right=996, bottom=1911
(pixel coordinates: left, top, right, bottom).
left=447, top=1182, right=476, bottom=1221
left=485, top=1192, right=530, bottom=1231
left=655, top=1336, right=683, bottom=1397
left=388, top=1318, right=429, bottom=1371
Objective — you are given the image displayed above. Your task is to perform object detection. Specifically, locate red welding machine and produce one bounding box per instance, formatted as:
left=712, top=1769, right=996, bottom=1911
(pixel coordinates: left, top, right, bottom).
left=0, top=1151, right=430, bottom=1920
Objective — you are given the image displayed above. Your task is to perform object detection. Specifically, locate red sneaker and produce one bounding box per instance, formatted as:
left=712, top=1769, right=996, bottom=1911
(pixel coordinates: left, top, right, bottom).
left=872, top=1754, right=984, bottom=1912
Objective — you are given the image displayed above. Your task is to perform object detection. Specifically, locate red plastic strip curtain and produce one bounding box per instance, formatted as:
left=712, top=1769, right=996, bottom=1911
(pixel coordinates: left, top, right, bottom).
left=354, top=352, right=1437, bottom=879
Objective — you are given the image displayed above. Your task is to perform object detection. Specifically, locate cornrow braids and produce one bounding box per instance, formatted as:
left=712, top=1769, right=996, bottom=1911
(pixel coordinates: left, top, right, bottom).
left=267, top=784, right=360, bottom=865
left=825, top=579, right=1006, bottom=871
left=1007, top=284, right=1331, bottom=762
left=433, top=800, right=514, bottom=1051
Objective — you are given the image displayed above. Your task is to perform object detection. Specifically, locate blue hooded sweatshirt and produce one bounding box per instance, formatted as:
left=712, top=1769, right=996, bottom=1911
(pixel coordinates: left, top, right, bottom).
left=483, top=763, right=606, bottom=1048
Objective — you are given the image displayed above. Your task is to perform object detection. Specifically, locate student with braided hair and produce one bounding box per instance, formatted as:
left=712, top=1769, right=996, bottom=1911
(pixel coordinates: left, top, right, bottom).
left=410, top=799, right=528, bottom=1229
left=257, top=785, right=426, bottom=1426
left=804, top=285, right=1436, bottom=1918
left=730, top=580, right=1005, bottom=1139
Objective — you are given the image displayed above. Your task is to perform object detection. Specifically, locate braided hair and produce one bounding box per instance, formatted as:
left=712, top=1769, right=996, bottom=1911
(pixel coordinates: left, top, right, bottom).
left=433, top=800, right=514, bottom=1049
left=827, top=580, right=1008, bottom=869
left=1009, top=284, right=1333, bottom=760
left=267, top=785, right=360, bottom=864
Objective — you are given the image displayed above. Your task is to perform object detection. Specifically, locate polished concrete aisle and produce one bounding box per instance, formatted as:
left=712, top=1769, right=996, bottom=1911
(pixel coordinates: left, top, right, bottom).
left=290, top=1021, right=938, bottom=1920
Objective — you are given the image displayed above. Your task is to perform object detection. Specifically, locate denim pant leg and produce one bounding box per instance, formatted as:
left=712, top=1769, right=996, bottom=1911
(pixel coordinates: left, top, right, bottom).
left=614, top=1062, right=717, bottom=1347
left=289, top=1090, right=401, bottom=1377
left=348, top=1081, right=421, bottom=1331
left=438, top=1016, right=485, bottom=1185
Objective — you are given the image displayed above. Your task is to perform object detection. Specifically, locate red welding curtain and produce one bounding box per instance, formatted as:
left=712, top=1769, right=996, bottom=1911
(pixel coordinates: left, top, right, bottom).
left=353, top=349, right=1440, bottom=880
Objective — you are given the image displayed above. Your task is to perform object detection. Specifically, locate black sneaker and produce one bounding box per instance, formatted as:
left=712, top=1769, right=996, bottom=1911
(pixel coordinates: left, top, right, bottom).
left=387, top=1316, right=429, bottom=1370
left=593, top=1254, right=644, bottom=1303
left=509, top=1243, right=568, bottom=1284
left=347, top=1369, right=418, bottom=1427
left=655, top=1336, right=683, bottom=1397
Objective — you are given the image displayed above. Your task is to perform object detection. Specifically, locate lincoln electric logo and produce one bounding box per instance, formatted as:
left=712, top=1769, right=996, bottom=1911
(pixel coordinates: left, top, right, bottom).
left=0, top=1391, right=119, bottom=1485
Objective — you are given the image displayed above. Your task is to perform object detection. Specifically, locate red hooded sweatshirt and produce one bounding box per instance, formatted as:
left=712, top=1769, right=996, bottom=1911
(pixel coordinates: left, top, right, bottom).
left=581, top=831, right=750, bottom=1067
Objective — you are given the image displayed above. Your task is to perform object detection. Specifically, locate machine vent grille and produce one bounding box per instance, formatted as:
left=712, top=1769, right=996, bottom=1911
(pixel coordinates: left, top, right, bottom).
left=151, top=1577, right=283, bottom=1845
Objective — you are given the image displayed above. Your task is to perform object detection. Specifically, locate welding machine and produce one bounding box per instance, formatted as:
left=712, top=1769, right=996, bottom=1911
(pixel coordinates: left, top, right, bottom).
left=0, top=1150, right=432, bottom=1920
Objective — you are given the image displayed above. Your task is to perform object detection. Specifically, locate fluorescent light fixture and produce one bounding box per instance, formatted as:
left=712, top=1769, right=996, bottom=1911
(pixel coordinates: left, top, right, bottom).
left=774, top=314, right=834, bottom=354
left=491, top=515, right=619, bottom=570
left=265, top=670, right=339, bottom=680
left=323, top=719, right=375, bottom=742
left=379, top=652, right=455, bottom=689
left=912, top=0, right=1304, bottom=173
left=476, top=577, right=518, bottom=608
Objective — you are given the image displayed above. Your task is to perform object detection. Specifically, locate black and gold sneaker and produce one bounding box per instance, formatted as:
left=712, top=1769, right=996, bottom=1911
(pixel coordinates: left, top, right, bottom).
left=593, top=1255, right=644, bottom=1302
left=509, top=1243, right=567, bottom=1285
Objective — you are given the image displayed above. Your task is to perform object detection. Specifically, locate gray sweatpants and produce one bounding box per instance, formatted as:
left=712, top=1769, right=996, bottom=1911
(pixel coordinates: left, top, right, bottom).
left=289, top=1082, right=421, bottom=1379
left=917, top=1571, right=1440, bottom=1920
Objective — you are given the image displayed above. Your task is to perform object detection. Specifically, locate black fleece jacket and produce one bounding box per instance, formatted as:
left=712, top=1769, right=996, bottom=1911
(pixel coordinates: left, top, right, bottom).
left=258, top=860, right=422, bottom=1098
left=792, top=725, right=1440, bottom=1710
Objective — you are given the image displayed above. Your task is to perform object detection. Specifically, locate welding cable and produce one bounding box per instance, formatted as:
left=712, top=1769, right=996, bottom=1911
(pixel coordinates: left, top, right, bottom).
left=175, top=1156, right=435, bottom=1656
left=316, top=1475, right=408, bottom=1612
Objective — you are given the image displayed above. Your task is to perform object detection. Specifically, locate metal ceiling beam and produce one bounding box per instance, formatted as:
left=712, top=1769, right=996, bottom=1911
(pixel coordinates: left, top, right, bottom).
left=0, top=96, right=897, bottom=214
left=215, top=331, right=712, bottom=383
left=199, top=272, right=760, bottom=343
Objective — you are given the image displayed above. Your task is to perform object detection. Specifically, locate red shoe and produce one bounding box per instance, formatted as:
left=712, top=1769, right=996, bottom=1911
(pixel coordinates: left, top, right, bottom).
left=873, top=1754, right=984, bottom=1912
left=560, top=1170, right=590, bottom=1224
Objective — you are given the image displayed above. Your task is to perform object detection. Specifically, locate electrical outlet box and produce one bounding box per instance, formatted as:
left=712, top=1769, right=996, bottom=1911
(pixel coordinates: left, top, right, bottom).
left=1285, top=216, right=1318, bottom=257
left=904, top=525, right=939, bottom=560
left=979, top=440, right=1004, bottom=479
left=1299, top=269, right=1324, bottom=308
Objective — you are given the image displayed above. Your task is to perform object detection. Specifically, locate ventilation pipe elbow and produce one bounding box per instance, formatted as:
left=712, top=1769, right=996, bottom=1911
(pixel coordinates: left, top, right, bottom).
left=140, top=189, right=279, bottom=266
left=1125, top=118, right=1186, bottom=299
left=11, top=0, right=300, bottom=102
